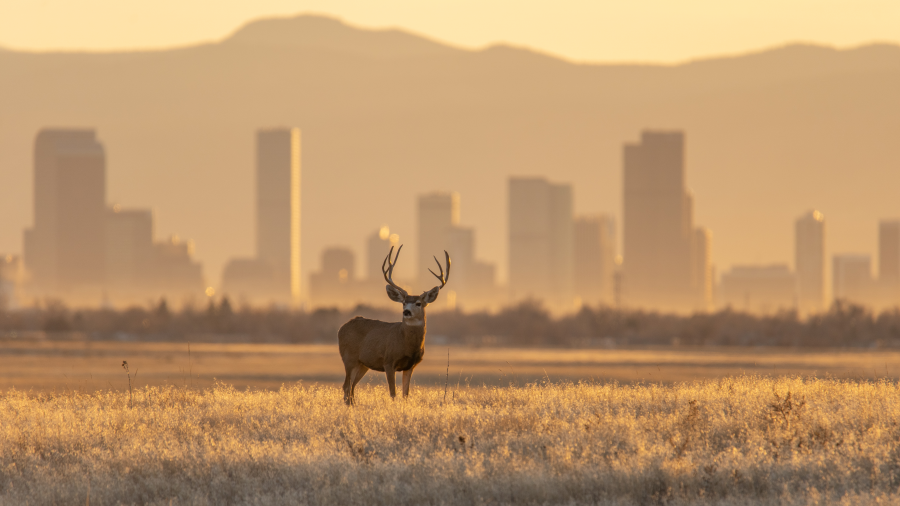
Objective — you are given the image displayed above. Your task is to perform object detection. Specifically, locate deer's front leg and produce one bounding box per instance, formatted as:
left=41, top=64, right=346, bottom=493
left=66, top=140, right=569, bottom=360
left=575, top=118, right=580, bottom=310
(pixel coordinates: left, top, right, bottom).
left=402, top=368, right=414, bottom=397
left=385, top=367, right=397, bottom=398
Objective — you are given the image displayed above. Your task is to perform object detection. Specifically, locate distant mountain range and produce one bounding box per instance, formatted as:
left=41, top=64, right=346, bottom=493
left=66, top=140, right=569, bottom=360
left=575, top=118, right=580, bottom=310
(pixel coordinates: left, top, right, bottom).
left=2, top=14, right=899, bottom=293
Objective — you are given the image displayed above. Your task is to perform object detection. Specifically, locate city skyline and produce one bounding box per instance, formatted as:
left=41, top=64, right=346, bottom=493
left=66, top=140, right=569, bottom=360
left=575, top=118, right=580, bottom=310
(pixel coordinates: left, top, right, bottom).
left=2, top=16, right=900, bottom=313
left=7, top=124, right=900, bottom=315
left=4, top=16, right=898, bottom=304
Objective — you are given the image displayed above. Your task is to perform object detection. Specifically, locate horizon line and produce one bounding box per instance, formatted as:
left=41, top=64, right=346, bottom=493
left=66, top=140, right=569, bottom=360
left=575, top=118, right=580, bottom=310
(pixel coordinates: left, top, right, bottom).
left=0, top=12, right=897, bottom=67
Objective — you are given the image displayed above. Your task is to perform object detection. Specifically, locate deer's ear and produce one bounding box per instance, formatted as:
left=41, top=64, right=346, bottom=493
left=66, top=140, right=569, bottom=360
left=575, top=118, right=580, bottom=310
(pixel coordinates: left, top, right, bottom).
left=422, top=286, right=441, bottom=304
left=386, top=285, right=406, bottom=303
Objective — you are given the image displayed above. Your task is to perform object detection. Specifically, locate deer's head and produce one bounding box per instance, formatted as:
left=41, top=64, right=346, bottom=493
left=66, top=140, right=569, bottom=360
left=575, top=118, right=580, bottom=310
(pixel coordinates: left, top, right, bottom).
left=382, top=245, right=450, bottom=326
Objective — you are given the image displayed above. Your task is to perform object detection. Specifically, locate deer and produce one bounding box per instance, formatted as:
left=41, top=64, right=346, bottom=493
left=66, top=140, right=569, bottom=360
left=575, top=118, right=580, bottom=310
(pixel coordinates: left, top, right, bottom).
left=338, top=244, right=450, bottom=405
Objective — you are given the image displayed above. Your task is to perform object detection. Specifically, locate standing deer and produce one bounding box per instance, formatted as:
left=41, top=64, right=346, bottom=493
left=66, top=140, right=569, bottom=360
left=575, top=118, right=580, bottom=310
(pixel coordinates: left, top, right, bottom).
left=338, top=245, right=450, bottom=405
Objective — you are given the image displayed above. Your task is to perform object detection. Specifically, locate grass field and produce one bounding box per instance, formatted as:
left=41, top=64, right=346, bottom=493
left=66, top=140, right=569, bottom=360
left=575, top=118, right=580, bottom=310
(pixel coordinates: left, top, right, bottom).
left=2, top=339, right=900, bottom=504
left=1, top=376, right=899, bottom=504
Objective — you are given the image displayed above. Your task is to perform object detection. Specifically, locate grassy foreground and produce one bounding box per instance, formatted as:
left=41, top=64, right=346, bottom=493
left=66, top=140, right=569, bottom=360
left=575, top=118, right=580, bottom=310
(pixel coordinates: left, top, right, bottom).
left=1, top=377, right=899, bottom=505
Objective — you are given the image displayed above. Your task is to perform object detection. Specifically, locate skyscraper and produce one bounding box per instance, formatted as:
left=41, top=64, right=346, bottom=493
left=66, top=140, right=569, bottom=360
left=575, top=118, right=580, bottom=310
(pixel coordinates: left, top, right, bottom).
left=105, top=207, right=153, bottom=290
left=256, top=128, right=301, bottom=305
left=693, top=227, right=713, bottom=311
left=573, top=215, right=616, bottom=306
left=879, top=221, right=900, bottom=304
left=417, top=192, right=459, bottom=288
left=23, top=129, right=106, bottom=294
left=508, top=177, right=573, bottom=311
left=309, top=247, right=356, bottom=307
left=795, top=210, right=826, bottom=313
left=719, top=265, right=796, bottom=314
left=833, top=254, right=872, bottom=305
left=622, top=131, right=694, bottom=311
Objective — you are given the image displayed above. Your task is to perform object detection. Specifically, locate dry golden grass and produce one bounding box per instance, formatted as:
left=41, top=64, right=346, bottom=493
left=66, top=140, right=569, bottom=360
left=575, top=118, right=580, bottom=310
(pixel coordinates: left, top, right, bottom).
left=1, top=376, right=899, bottom=505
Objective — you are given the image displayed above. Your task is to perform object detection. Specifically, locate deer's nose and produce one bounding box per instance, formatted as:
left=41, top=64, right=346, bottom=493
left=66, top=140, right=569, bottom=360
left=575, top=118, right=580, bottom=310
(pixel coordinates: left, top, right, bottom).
left=403, top=309, right=412, bottom=317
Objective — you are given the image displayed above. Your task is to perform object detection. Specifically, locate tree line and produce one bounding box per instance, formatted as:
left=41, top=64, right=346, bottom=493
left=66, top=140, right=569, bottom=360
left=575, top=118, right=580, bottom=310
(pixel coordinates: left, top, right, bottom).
left=1, top=298, right=899, bottom=348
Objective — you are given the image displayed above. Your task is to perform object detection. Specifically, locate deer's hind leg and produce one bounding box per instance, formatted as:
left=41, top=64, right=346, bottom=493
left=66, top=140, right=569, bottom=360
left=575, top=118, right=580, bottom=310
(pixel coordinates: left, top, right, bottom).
left=343, top=363, right=367, bottom=405
left=349, top=365, right=369, bottom=404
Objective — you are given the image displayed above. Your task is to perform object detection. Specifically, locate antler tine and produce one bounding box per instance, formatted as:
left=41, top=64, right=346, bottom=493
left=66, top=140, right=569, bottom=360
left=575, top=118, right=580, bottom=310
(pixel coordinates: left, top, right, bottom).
left=428, top=250, right=451, bottom=289
left=382, top=244, right=406, bottom=294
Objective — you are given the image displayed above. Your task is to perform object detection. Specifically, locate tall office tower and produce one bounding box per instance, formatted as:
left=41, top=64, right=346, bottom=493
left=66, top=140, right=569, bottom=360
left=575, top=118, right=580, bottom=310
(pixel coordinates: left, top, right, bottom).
left=833, top=254, right=873, bottom=305
left=0, top=255, right=22, bottom=310
left=105, top=208, right=153, bottom=291
left=309, top=247, right=356, bottom=307
left=23, top=129, right=106, bottom=293
left=573, top=215, right=616, bottom=306
left=693, top=227, right=713, bottom=311
left=879, top=221, right=900, bottom=305
left=149, top=236, right=204, bottom=297
left=509, top=177, right=574, bottom=311
left=719, top=264, right=796, bottom=314
left=795, top=210, right=826, bottom=313
left=417, top=192, right=459, bottom=287
left=622, top=131, right=694, bottom=311
left=366, top=226, right=399, bottom=281
left=256, top=128, right=301, bottom=305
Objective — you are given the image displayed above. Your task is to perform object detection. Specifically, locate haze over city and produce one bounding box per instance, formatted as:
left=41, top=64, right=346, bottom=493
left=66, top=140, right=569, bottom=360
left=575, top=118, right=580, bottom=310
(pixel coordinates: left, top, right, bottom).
left=6, top=5, right=900, bottom=505
left=2, top=3, right=900, bottom=314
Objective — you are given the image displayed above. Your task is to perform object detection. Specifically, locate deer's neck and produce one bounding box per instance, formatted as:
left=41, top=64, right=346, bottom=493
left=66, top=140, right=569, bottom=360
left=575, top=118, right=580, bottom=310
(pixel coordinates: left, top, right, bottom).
left=400, top=319, right=427, bottom=348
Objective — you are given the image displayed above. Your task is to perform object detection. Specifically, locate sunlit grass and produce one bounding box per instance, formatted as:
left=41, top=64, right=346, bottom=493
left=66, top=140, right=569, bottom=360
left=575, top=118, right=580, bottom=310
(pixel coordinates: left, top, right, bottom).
left=1, top=377, right=899, bottom=504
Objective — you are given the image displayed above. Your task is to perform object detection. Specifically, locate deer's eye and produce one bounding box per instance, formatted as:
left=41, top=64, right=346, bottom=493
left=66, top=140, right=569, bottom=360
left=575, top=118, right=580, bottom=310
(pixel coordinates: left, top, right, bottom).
left=416, top=302, right=421, bottom=307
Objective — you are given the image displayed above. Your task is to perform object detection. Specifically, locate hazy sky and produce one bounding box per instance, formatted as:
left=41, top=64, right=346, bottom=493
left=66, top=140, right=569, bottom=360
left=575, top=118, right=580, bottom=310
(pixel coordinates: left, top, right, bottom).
left=1, top=0, right=899, bottom=62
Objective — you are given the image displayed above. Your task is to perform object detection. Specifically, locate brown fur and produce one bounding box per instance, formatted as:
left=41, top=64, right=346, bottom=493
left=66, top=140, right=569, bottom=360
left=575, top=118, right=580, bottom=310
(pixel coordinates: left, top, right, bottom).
left=338, top=292, right=434, bottom=405
left=339, top=245, right=448, bottom=405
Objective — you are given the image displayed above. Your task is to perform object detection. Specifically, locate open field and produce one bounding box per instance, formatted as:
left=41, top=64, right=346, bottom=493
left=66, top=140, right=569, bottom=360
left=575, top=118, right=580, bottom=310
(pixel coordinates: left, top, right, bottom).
left=1, top=377, right=899, bottom=504
left=2, top=339, right=900, bottom=392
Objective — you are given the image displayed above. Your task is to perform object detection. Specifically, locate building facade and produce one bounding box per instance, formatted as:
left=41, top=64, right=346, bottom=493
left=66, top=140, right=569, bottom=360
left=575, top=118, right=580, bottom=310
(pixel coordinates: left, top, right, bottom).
left=795, top=210, right=826, bottom=313
left=508, top=177, right=573, bottom=311
left=24, top=129, right=106, bottom=295
left=573, top=215, right=616, bottom=307
left=256, top=128, right=302, bottom=305
left=833, top=254, right=873, bottom=305
left=622, top=131, right=695, bottom=311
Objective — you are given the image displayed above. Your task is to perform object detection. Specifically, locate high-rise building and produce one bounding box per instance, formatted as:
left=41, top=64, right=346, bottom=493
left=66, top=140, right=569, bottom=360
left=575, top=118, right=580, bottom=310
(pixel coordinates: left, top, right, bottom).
left=24, top=129, right=106, bottom=294
left=416, top=192, right=497, bottom=309
left=573, top=215, right=616, bottom=306
left=509, top=177, right=573, bottom=311
left=310, top=247, right=356, bottom=307
left=148, top=236, right=204, bottom=298
left=256, top=128, right=301, bottom=305
left=622, top=131, right=695, bottom=311
left=719, top=264, right=796, bottom=314
left=795, top=210, right=826, bottom=313
left=693, top=227, right=713, bottom=311
left=221, top=258, right=275, bottom=303
left=0, top=255, right=22, bottom=310
left=105, top=207, right=153, bottom=290
left=879, top=221, right=900, bottom=305
left=833, top=254, right=873, bottom=305
left=417, top=192, right=459, bottom=287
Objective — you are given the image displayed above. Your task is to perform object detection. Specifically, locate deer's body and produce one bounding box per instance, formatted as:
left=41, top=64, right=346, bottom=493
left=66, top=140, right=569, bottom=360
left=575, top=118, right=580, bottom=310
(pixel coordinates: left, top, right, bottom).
left=339, top=245, right=448, bottom=405
left=339, top=316, right=426, bottom=373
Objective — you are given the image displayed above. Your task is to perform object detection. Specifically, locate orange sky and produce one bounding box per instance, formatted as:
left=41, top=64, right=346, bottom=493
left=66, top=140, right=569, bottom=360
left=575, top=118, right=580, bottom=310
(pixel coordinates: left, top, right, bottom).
left=1, top=0, right=898, bottom=62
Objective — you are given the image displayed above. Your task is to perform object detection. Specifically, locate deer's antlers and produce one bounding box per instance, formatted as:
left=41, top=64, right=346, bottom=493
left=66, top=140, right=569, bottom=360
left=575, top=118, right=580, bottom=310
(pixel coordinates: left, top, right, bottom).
left=382, top=245, right=408, bottom=297
left=428, top=251, right=451, bottom=290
